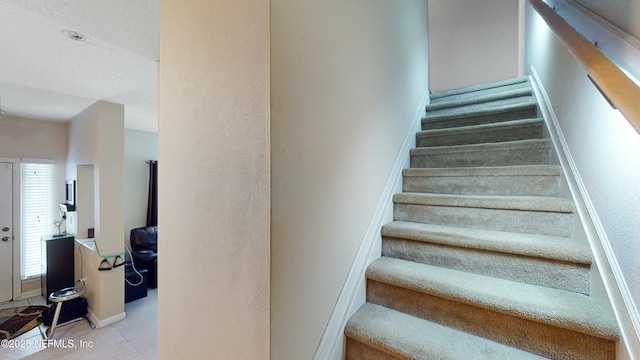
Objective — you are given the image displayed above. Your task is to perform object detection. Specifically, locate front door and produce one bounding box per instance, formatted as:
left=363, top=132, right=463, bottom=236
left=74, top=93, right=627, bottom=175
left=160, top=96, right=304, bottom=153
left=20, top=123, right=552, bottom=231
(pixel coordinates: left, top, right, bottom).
left=0, top=162, right=13, bottom=302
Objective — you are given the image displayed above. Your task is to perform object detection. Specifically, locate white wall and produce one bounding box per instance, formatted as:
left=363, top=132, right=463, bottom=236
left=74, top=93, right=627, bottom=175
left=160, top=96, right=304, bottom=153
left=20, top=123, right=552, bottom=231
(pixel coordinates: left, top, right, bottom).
left=124, top=129, right=157, bottom=245
left=545, top=0, right=640, bottom=86
left=158, top=1, right=270, bottom=359
left=271, top=1, right=429, bottom=358
left=525, top=3, right=640, bottom=356
left=67, top=100, right=125, bottom=324
left=571, top=0, right=640, bottom=40
left=428, top=0, right=521, bottom=92
left=73, top=165, right=94, bottom=239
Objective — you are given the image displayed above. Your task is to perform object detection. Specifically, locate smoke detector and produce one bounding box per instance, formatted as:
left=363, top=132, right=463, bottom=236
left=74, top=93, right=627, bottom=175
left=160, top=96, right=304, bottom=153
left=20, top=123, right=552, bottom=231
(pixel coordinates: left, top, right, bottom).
left=63, top=30, right=90, bottom=42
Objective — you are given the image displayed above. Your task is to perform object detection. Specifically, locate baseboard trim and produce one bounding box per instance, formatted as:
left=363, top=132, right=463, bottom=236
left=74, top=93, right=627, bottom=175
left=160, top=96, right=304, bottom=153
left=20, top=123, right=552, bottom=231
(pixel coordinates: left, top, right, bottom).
left=87, top=309, right=126, bottom=329
left=314, top=87, right=430, bottom=360
left=530, top=67, right=640, bottom=359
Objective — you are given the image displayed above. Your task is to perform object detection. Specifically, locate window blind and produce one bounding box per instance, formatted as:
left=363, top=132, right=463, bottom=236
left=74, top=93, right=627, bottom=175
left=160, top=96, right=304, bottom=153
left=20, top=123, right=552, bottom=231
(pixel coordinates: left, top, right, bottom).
left=21, top=163, right=53, bottom=279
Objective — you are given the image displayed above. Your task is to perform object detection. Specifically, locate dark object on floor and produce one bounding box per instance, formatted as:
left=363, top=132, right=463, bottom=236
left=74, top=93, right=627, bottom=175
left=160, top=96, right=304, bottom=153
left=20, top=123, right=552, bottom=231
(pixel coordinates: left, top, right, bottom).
left=125, top=263, right=148, bottom=303
left=130, top=226, right=158, bottom=288
left=0, top=305, right=48, bottom=340
left=41, top=234, right=74, bottom=304
left=42, top=297, right=88, bottom=327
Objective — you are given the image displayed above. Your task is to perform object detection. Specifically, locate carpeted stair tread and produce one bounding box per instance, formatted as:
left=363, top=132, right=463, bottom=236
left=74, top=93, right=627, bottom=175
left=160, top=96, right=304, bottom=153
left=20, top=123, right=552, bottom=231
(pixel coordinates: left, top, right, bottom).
left=427, top=87, right=533, bottom=111
left=345, top=75, right=620, bottom=359
left=417, top=117, right=544, bottom=138
left=345, top=303, right=548, bottom=360
left=393, top=192, right=574, bottom=237
left=425, top=95, right=535, bottom=118
left=410, top=139, right=553, bottom=168
left=430, top=76, right=530, bottom=101
left=411, top=138, right=551, bottom=155
left=393, top=192, right=574, bottom=213
left=402, top=164, right=562, bottom=196
left=382, top=221, right=590, bottom=294
left=430, top=82, right=532, bottom=107
left=403, top=164, right=562, bottom=178
left=416, top=118, right=545, bottom=147
left=423, top=99, right=538, bottom=124
left=381, top=221, right=591, bottom=265
left=366, top=257, right=619, bottom=341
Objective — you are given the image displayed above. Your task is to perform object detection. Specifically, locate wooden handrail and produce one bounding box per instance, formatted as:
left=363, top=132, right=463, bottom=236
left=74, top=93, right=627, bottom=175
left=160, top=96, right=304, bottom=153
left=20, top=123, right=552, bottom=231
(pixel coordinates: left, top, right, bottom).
left=530, top=0, right=640, bottom=134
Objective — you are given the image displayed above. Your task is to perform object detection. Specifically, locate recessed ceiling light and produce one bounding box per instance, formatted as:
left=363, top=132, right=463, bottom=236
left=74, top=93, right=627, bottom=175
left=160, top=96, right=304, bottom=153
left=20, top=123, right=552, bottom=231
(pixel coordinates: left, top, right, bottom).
left=63, top=30, right=90, bottom=42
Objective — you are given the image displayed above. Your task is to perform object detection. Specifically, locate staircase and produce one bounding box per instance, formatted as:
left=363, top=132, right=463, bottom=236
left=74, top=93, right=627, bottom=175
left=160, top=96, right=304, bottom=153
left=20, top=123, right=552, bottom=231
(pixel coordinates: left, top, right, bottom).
left=344, top=77, right=620, bottom=359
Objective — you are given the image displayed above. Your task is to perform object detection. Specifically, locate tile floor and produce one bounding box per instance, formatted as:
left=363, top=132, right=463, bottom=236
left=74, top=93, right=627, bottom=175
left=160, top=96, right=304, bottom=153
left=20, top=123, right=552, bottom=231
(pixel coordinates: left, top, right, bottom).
left=0, top=289, right=157, bottom=359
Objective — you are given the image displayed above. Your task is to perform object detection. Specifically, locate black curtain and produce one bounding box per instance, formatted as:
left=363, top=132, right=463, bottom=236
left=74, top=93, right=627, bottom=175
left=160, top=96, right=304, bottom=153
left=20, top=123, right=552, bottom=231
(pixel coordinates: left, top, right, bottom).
left=146, top=161, right=158, bottom=227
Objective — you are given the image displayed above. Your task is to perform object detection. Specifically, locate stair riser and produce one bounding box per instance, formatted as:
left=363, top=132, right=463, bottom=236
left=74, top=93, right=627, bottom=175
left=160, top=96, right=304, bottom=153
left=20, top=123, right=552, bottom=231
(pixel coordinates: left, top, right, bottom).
left=367, top=281, right=616, bottom=360
left=403, top=174, right=561, bottom=196
left=416, top=123, right=544, bottom=147
left=345, top=338, right=398, bottom=360
left=423, top=107, right=538, bottom=130
left=393, top=204, right=573, bottom=237
left=410, top=146, right=552, bottom=168
left=382, top=237, right=590, bottom=294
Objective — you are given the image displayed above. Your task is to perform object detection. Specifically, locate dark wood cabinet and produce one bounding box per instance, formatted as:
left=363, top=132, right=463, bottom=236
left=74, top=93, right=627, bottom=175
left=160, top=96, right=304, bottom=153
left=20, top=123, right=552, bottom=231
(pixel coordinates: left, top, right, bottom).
left=41, top=234, right=74, bottom=302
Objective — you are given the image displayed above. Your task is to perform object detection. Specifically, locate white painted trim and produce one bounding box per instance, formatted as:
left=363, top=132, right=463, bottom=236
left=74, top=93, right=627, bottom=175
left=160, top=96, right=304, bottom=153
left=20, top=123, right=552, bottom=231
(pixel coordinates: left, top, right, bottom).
left=87, top=309, right=126, bottom=329
left=0, top=158, right=23, bottom=302
left=20, top=158, right=55, bottom=164
left=314, top=86, right=430, bottom=360
left=530, top=67, right=640, bottom=360
left=518, top=0, right=526, bottom=76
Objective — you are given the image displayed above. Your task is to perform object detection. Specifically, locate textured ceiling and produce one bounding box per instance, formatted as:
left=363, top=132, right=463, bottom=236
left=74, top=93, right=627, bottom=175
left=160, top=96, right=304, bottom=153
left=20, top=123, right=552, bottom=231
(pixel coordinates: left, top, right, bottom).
left=0, top=0, right=159, bottom=132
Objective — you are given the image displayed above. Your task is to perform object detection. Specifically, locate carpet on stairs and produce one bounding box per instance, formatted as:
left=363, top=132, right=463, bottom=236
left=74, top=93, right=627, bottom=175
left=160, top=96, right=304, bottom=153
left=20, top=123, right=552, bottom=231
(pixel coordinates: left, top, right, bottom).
left=344, top=76, right=619, bottom=360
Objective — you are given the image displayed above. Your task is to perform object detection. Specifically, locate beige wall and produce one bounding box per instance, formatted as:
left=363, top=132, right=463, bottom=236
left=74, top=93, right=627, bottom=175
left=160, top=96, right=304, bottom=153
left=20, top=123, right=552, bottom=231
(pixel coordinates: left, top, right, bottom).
left=428, top=0, right=521, bottom=92
left=0, top=115, right=67, bottom=299
left=0, top=115, right=67, bottom=162
left=158, top=1, right=270, bottom=359
left=67, top=101, right=125, bottom=324
left=0, top=115, right=67, bottom=206
left=124, top=129, right=157, bottom=246
left=271, top=1, right=429, bottom=358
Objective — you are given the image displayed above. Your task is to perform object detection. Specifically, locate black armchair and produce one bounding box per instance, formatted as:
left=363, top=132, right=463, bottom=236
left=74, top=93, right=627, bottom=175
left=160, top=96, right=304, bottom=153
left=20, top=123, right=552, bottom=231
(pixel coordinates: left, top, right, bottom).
left=130, top=226, right=158, bottom=288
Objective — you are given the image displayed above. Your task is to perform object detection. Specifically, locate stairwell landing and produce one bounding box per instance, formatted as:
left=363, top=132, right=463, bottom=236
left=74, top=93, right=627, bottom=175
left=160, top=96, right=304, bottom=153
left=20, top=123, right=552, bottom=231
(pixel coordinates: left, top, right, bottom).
left=344, top=77, right=620, bottom=359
